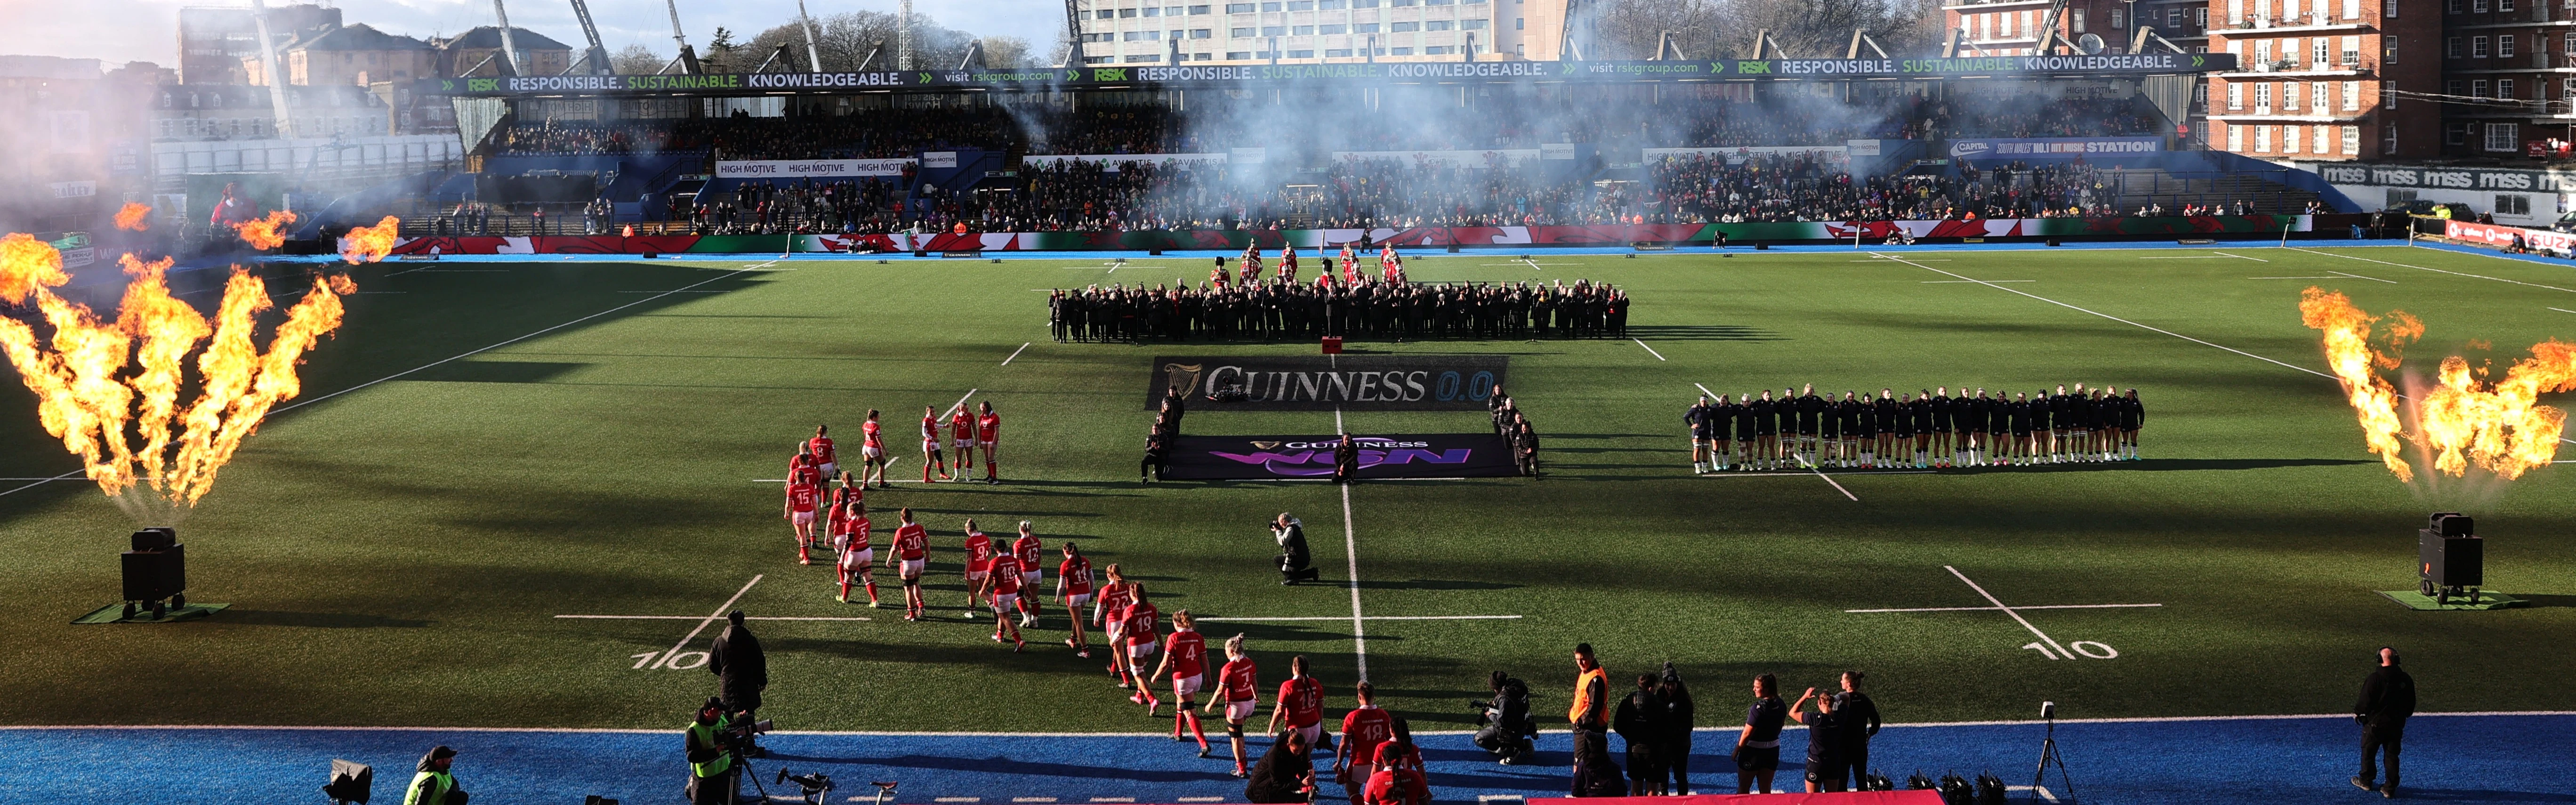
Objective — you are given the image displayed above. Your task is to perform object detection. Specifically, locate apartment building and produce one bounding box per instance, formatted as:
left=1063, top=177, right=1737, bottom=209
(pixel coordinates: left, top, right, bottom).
left=2437, top=0, right=2576, bottom=156
left=1071, top=0, right=1529, bottom=65
left=2207, top=0, right=2443, bottom=159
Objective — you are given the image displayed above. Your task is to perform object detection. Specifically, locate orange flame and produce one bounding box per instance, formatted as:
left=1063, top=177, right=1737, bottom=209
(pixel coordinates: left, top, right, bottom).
left=232, top=210, right=296, bottom=250
left=0, top=233, right=353, bottom=508
left=114, top=202, right=152, bottom=231
left=339, top=216, right=400, bottom=264
left=2300, top=288, right=2576, bottom=481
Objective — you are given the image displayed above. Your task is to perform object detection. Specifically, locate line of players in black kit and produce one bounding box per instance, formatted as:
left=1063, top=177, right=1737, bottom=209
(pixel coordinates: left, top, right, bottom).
left=1682, top=383, right=2144, bottom=472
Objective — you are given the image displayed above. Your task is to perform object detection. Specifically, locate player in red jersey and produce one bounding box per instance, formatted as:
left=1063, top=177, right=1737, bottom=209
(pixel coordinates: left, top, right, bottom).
left=860, top=409, right=890, bottom=488
left=1055, top=542, right=1095, bottom=657
left=834, top=499, right=877, bottom=605
left=919, top=405, right=953, bottom=483
left=960, top=520, right=995, bottom=608
left=1096, top=565, right=1133, bottom=682
left=1009, top=521, right=1043, bottom=626
left=808, top=425, right=838, bottom=481
left=975, top=402, right=1001, bottom=484
left=1267, top=655, right=1327, bottom=755
left=1360, top=741, right=1430, bottom=805
left=1120, top=584, right=1163, bottom=710
left=988, top=551, right=1026, bottom=651
left=1338, top=243, right=1356, bottom=272
left=785, top=447, right=822, bottom=564
left=887, top=507, right=930, bottom=621
left=1146, top=610, right=1213, bottom=755
left=950, top=404, right=978, bottom=474
left=1336, top=682, right=1396, bottom=805
left=1207, top=634, right=1260, bottom=777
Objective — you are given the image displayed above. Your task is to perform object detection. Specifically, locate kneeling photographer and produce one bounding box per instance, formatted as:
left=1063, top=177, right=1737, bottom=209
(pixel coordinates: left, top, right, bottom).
left=1273, top=513, right=1318, bottom=585
left=685, top=697, right=774, bottom=805
left=1470, top=670, right=1538, bottom=765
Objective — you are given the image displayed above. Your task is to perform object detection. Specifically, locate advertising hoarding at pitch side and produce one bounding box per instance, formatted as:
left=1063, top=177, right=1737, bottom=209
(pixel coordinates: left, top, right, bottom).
left=1148, top=355, right=1506, bottom=411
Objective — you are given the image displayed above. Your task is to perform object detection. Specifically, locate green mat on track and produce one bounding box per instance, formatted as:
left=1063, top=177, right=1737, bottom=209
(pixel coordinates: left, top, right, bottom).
left=2377, top=590, right=2525, bottom=611
left=71, top=603, right=230, bottom=624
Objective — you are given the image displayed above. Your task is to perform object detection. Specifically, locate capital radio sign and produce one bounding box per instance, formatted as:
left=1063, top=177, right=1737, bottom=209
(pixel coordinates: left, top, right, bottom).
left=1148, top=354, right=1506, bottom=411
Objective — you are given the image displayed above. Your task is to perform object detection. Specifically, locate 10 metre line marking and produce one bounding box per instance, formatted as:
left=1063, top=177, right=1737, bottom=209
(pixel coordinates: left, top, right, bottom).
left=1633, top=338, right=1666, bottom=361
left=1001, top=342, right=1031, bottom=365
left=642, top=575, right=763, bottom=670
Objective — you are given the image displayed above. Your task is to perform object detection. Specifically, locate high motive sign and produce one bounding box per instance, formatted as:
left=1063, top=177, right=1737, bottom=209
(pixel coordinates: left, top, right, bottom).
left=443, top=54, right=2232, bottom=97
left=1148, top=354, right=1505, bottom=411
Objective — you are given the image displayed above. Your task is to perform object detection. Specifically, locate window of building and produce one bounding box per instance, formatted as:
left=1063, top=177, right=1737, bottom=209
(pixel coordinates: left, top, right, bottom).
left=2229, top=123, right=2246, bottom=151
left=2565, top=77, right=2576, bottom=98
left=1192, top=28, right=1214, bottom=37
left=2316, top=125, right=2331, bottom=153
left=2474, top=0, right=2490, bottom=12
left=2385, top=37, right=2398, bottom=64
left=1191, top=5, right=1213, bottom=13
left=1262, top=1, right=1282, bottom=9
left=2258, top=125, right=2273, bottom=152
left=1390, top=46, right=1413, bottom=54
left=2483, top=123, right=2524, bottom=151
left=1287, top=0, right=1314, bottom=8
left=1227, top=50, right=1253, bottom=58
left=1390, top=21, right=1418, bottom=31
left=2232, top=0, right=2245, bottom=22
left=2286, top=123, right=2303, bottom=153
left=1261, top=24, right=1285, bottom=34
left=2473, top=36, right=2489, bottom=57
left=1392, top=0, right=1415, bottom=5
left=1124, top=54, right=1162, bottom=62
left=2287, top=82, right=2303, bottom=108
left=1353, top=0, right=1377, bottom=6
left=2077, top=9, right=2090, bottom=31
left=2497, top=193, right=2531, bottom=214
left=2502, top=35, right=2518, bottom=57
left=1325, top=48, right=1353, bottom=56
left=2503, top=0, right=2518, bottom=10
left=2473, top=79, right=2489, bottom=96
left=1293, top=24, right=1314, bottom=33
left=1288, top=48, right=1315, bottom=56
left=2500, top=78, right=2516, bottom=97
left=1424, top=45, right=1452, bottom=53
left=2341, top=125, right=2360, bottom=154
left=2256, top=40, right=2273, bottom=63
left=1084, top=55, right=1116, bottom=63
left=2344, top=0, right=2361, bottom=17
left=1318, top=23, right=1345, bottom=33
left=1099, top=9, right=1118, bottom=19
left=1355, top=22, right=1379, bottom=32
left=1119, top=8, right=1139, bottom=16
left=1462, top=18, right=1486, bottom=28
left=1145, top=7, right=1163, bottom=16
left=1515, top=17, right=1524, bottom=29
left=2258, top=82, right=2273, bottom=109
left=2447, top=0, right=2462, bottom=12
left=1425, top=20, right=1452, bottom=30
left=1125, top=30, right=1159, bottom=40
left=1227, top=3, right=1255, bottom=12
left=2229, top=82, right=2245, bottom=108
left=1232, top=26, right=1256, bottom=36
left=2343, top=35, right=2360, bottom=64
left=2445, top=122, right=2469, bottom=145
left=2346, top=80, right=2362, bottom=109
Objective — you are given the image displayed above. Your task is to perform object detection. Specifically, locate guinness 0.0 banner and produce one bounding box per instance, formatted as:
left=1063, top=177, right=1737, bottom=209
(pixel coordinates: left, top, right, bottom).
left=1148, top=355, right=1506, bottom=411
left=1161, top=434, right=1521, bottom=480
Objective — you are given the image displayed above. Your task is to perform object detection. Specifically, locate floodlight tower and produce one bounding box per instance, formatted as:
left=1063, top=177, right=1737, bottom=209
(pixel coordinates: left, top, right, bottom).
left=567, top=0, right=614, bottom=74
left=246, top=0, right=296, bottom=138
left=491, top=0, right=524, bottom=75
left=899, top=0, right=915, bottom=70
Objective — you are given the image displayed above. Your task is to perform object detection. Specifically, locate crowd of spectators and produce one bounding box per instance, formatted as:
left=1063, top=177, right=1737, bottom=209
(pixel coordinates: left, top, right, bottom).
left=1651, top=154, right=2143, bottom=222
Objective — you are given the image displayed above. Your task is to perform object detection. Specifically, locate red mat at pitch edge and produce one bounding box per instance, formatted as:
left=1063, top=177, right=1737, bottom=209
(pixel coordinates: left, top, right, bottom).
left=1529, top=792, right=1946, bottom=805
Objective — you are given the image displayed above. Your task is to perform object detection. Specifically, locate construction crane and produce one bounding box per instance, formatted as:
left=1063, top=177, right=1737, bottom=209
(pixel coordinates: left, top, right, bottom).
left=566, top=0, right=614, bottom=74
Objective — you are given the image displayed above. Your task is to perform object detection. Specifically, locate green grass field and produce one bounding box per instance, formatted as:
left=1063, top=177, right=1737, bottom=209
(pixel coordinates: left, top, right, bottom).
left=4, top=244, right=2572, bottom=734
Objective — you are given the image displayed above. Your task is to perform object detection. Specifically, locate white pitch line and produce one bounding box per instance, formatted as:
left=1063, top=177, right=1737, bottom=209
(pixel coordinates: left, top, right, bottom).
left=652, top=575, right=763, bottom=669
left=1633, top=338, right=1666, bottom=361
left=1090, top=798, right=1136, bottom=803
left=2138, top=256, right=2232, bottom=259
left=2246, top=276, right=2342, bottom=280
left=1001, top=342, right=1031, bottom=365
left=1014, top=797, right=1059, bottom=802
left=1845, top=604, right=2163, bottom=613
left=1342, top=482, right=1368, bottom=682
left=2327, top=270, right=2398, bottom=284
left=935, top=798, right=982, bottom=803
left=555, top=614, right=871, bottom=621
left=2549, top=307, right=2576, bottom=315
left=2294, top=247, right=2576, bottom=293
left=2006, top=785, right=2061, bottom=803
left=1198, top=615, right=1522, bottom=622
left=1946, top=565, right=2069, bottom=659
left=1791, top=453, right=1860, bottom=501
left=1699, top=470, right=1934, bottom=477
left=2211, top=251, right=2269, bottom=262
left=1922, top=279, right=2032, bottom=283
left=1520, top=258, right=1544, bottom=272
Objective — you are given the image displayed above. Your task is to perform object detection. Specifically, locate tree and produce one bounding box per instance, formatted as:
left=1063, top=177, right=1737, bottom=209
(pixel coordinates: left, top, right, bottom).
left=704, top=27, right=738, bottom=72
left=980, top=36, right=1033, bottom=69
left=611, top=43, right=665, bottom=75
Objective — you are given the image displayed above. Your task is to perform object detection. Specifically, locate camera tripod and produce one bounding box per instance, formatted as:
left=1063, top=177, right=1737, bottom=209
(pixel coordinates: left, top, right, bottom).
left=2030, top=711, right=2077, bottom=805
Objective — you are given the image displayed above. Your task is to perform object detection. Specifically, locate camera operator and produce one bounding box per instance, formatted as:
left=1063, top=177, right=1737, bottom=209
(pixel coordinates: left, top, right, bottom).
left=402, top=745, right=466, bottom=805
left=709, top=610, right=767, bottom=757
left=1470, top=670, right=1537, bottom=765
left=685, top=697, right=742, bottom=805
left=1273, top=513, right=1319, bottom=585
left=1244, top=729, right=1317, bottom=804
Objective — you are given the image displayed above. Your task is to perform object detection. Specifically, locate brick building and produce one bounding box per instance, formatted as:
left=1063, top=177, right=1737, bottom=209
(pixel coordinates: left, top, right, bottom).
left=243, top=24, right=437, bottom=87
left=1072, top=0, right=1518, bottom=65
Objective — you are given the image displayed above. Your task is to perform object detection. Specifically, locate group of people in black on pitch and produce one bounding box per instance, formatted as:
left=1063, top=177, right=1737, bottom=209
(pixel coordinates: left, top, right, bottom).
left=1489, top=386, right=1541, bottom=477
left=1683, top=383, right=2145, bottom=472
left=1047, top=251, right=1631, bottom=343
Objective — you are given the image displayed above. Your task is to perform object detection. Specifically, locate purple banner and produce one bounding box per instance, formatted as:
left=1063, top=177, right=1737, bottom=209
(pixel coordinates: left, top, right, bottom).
left=1160, top=434, right=1520, bottom=480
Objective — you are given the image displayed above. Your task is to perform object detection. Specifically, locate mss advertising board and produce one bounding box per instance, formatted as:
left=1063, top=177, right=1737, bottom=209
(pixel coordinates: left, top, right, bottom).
left=1147, top=355, right=1507, bottom=411
left=1160, top=434, right=1521, bottom=480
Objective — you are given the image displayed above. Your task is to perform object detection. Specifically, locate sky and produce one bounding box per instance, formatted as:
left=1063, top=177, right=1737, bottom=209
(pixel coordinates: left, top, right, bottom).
left=0, top=0, right=1065, bottom=68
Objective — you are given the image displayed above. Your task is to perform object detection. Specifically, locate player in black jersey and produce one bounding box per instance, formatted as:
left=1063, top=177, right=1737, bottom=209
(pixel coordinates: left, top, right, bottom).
left=1843, top=391, right=1873, bottom=468
left=2065, top=384, right=2094, bottom=463
left=1891, top=392, right=1917, bottom=467
left=2091, top=387, right=2117, bottom=461
left=1986, top=389, right=2013, bottom=466
left=2016, top=392, right=2044, bottom=464
left=2024, top=388, right=2052, bottom=464
left=1816, top=389, right=1843, bottom=467
left=1747, top=389, right=1776, bottom=471
left=1908, top=390, right=1934, bottom=469
left=2118, top=388, right=2144, bottom=460
left=1686, top=396, right=1716, bottom=474
left=1711, top=394, right=1741, bottom=472
left=1928, top=388, right=1954, bottom=468
left=2045, top=385, right=2071, bottom=463
left=1736, top=391, right=1764, bottom=471
left=1795, top=384, right=1826, bottom=467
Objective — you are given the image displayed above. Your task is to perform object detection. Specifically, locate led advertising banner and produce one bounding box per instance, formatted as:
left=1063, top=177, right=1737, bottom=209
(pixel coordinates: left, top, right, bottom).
left=1147, top=355, right=1506, bottom=411
left=1160, top=434, right=1521, bottom=480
